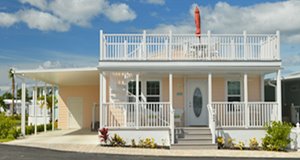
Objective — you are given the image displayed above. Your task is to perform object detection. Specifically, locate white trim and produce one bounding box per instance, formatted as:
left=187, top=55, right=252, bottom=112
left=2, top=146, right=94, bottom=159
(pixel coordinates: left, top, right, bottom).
left=98, top=61, right=281, bottom=72
left=184, top=76, right=188, bottom=126
left=15, top=67, right=98, bottom=74
left=225, top=77, right=243, bottom=102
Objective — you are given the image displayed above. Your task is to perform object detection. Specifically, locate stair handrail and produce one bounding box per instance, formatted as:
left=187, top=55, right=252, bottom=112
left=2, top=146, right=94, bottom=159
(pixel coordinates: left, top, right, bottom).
left=207, top=104, right=216, bottom=144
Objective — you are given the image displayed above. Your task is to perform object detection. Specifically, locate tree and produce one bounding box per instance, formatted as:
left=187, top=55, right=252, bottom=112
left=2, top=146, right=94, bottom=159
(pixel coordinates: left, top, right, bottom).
left=0, top=96, right=6, bottom=112
left=16, top=88, right=31, bottom=102
left=38, top=91, right=57, bottom=122
left=8, top=68, right=15, bottom=115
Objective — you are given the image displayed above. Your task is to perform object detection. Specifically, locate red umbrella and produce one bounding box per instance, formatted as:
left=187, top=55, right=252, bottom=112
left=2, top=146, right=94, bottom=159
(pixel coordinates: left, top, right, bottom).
left=194, top=6, right=201, bottom=37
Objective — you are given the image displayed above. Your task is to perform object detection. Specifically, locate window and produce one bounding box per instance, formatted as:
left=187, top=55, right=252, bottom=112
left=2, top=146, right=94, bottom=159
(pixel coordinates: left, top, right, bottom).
left=227, top=80, right=241, bottom=112
left=227, top=81, right=241, bottom=102
left=127, top=81, right=141, bottom=102
left=146, top=81, right=160, bottom=102
left=146, top=81, right=160, bottom=112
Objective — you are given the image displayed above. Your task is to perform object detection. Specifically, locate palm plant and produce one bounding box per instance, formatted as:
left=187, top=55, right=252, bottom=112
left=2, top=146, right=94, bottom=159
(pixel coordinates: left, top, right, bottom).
left=8, top=68, right=15, bottom=115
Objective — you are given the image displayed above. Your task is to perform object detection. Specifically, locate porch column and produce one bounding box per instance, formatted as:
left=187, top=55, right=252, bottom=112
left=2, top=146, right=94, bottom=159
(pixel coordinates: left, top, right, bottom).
left=208, top=73, right=212, bottom=105
left=244, top=73, right=249, bottom=128
left=276, top=69, right=282, bottom=121
left=34, top=83, right=37, bottom=135
left=43, top=85, right=47, bottom=132
left=135, top=73, right=139, bottom=129
left=51, top=85, right=55, bottom=131
left=208, top=73, right=215, bottom=143
left=169, top=73, right=174, bottom=144
left=21, top=79, right=26, bottom=136
left=99, top=72, right=104, bottom=129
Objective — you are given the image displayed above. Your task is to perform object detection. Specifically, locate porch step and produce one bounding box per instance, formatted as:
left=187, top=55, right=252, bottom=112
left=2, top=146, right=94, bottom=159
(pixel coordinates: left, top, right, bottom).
left=183, top=128, right=211, bottom=134
left=171, top=143, right=217, bottom=150
left=184, top=133, right=212, bottom=139
left=177, top=138, right=212, bottom=144
left=172, top=127, right=217, bottom=150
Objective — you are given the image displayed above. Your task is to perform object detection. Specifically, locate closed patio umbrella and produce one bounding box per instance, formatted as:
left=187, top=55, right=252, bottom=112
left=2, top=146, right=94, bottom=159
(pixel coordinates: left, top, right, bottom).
left=194, top=6, right=201, bottom=37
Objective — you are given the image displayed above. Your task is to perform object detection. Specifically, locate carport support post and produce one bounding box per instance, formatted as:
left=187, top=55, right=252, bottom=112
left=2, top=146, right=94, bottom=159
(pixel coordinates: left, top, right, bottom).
left=44, top=85, right=47, bottom=132
left=34, top=83, right=37, bottom=135
left=99, top=72, right=104, bottom=129
left=169, top=73, right=174, bottom=144
left=21, top=79, right=26, bottom=136
left=276, top=69, right=282, bottom=121
left=52, top=85, right=55, bottom=131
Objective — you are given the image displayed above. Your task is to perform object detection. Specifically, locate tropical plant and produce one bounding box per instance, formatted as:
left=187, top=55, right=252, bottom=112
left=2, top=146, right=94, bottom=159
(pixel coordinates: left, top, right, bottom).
left=16, top=88, right=31, bottom=102
left=217, top=136, right=225, bottom=149
left=249, top=137, right=259, bottom=150
left=138, top=138, right=157, bottom=148
left=110, top=134, right=126, bottom=147
left=0, top=96, right=6, bottom=112
left=99, top=128, right=109, bottom=144
left=37, top=91, right=57, bottom=123
left=262, top=121, right=293, bottom=151
left=234, top=141, right=245, bottom=150
left=227, top=138, right=235, bottom=149
left=8, top=68, right=15, bottom=115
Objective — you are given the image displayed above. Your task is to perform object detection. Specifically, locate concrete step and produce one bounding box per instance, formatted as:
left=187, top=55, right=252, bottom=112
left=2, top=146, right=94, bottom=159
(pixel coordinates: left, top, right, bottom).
left=183, top=129, right=211, bottom=134
left=171, top=144, right=217, bottom=150
left=184, top=133, right=212, bottom=139
left=177, top=138, right=212, bottom=144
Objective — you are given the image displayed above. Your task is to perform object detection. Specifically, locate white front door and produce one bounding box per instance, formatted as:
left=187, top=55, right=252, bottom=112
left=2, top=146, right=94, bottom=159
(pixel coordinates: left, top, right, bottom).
left=187, top=80, right=208, bottom=126
left=68, top=97, right=83, bottom=129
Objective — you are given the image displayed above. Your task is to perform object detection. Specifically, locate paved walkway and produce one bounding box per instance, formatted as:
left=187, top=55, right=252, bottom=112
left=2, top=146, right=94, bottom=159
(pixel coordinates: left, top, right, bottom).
left=5, top=129, right=300, bottom=158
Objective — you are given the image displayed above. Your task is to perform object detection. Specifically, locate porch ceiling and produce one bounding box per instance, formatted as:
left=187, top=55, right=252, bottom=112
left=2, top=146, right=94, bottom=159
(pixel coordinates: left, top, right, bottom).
left=15, top=67, right=99, bottom=86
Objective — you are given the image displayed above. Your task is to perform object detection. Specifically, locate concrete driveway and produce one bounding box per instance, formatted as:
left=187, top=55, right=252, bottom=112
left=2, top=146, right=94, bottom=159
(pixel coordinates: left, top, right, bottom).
left=7, top=129, right=99, bottom=145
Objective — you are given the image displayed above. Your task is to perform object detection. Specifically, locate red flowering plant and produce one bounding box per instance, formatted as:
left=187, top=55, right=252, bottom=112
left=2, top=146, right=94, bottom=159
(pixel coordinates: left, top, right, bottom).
left=99, top=127, right=109, bottom=144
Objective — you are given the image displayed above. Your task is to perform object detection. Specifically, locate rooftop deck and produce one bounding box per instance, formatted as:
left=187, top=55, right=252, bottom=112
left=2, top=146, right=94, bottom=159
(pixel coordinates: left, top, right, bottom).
left=99, top=31, right=280, bottom=61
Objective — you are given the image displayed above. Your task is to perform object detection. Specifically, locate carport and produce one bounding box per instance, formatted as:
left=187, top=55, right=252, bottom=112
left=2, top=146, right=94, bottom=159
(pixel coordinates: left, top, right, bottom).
left=15, top=67, right=100, bottom=136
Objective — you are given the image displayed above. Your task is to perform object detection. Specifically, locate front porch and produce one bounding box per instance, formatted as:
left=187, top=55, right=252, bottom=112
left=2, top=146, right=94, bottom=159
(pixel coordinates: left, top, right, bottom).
left=98, top=70, right=282, bottom=146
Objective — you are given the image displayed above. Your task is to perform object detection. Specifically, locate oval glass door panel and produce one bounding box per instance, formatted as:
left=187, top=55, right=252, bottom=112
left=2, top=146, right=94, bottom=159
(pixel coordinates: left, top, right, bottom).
left=193, top=88, right=203, bottom=117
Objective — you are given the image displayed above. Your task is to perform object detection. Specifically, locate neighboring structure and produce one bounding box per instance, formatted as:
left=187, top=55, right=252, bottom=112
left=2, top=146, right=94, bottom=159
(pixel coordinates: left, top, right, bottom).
left=15, top=30, right=282, bottom=148
left=3, top=99, right=29, bottom=115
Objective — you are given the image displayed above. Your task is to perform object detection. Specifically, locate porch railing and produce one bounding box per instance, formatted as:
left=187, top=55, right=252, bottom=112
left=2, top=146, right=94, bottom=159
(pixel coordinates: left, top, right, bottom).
left=211, top=102, right=278, bottom=128
left=100, top=31, right=280, bottom=61
left=102, top=102, right=172, bottom=128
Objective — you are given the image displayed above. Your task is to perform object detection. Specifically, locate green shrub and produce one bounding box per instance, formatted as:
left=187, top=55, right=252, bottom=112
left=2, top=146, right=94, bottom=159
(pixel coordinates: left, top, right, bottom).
left=249, top=137, right=259, bottom=150
left=0, top=113, right=18, bottom=140
left=217, top=136, right=225, bottom=149
left=25, top=125, right=34, bottom=135
left=262, top=121, right=292, bottom=151
left=226, top=138, right=235, bottom=149
left=138, top=138, right=157, bottom=148
left=46, top=123, right=52, bottom=130
left=110, top=134, right=126, bottom=147
left=234, top=141, right=245, bottom=150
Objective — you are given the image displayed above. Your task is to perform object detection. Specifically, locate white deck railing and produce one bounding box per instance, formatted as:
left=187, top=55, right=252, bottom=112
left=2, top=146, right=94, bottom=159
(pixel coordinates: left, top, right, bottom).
left=211, top=102, right=278, bottom=128
left=100, top=31, right=280, bottom=61
left=102, top=102, right=172, bottom=128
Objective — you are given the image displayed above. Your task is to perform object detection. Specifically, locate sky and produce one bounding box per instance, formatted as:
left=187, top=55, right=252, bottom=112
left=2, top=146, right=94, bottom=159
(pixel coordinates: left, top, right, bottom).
left=1, top=0, right=300, bottom=92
